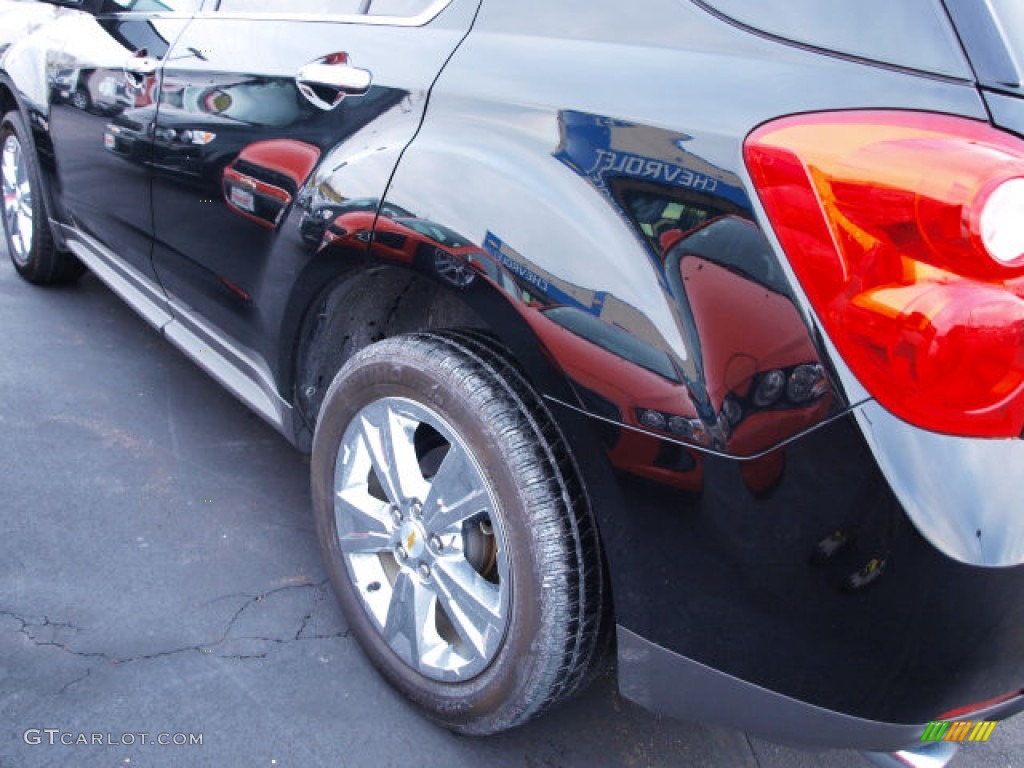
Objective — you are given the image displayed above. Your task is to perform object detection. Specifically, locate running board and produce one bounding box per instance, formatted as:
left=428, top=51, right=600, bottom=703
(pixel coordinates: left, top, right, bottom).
left=64, top=229, right=294, bottom=441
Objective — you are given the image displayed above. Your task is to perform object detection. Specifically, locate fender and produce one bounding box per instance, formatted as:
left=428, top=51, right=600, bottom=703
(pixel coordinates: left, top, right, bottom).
left=376, top=98, right=845, bottom=476
left=0, top=3, right=71, bottom=239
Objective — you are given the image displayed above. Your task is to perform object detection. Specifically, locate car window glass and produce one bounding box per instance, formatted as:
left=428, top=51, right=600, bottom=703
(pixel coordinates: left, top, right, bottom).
left=216, top=0, right=365, bottom=13
left=114, top=18, right=175, bottom=54
left=367, top=0, right=436, bottom=17
left=397, top=218, right=472, bottom=248
left=543, top=306, right=682, bottom=384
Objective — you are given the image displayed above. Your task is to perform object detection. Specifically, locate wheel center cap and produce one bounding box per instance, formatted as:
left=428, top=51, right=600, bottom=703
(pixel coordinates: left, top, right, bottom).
left=398, top=520, right=427, bottom=560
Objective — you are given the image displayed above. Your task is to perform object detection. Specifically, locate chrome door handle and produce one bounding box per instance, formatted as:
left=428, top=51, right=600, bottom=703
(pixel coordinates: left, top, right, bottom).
left=296, top=56, right=372, bottom=110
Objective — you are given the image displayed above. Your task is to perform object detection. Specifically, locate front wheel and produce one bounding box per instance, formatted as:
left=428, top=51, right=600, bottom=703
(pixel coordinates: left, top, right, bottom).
left=1, top=110, right=84, bottom=284
left=311, top=332, right=606, bottom=734
left=70, top=89, right=91, bottom=111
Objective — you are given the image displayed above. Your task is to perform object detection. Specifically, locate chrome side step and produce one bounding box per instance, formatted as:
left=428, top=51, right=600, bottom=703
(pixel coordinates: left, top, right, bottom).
left=63, top=227, right=294, bottom=441
left=65, top=233, right=172, bottom=331
left=864, top=741, right=958, bottom=768
left=163, top=311, right=287, bottom=431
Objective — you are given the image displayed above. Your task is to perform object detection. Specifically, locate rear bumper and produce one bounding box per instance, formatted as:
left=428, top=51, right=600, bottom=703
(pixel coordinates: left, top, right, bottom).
left=618, top=626, right=1024, bottom=751
left=617, top=626, right=924, bottom=751
left=552, top=397, right=1024, bottom=746
left=854, top=400, right=1024, bottom=567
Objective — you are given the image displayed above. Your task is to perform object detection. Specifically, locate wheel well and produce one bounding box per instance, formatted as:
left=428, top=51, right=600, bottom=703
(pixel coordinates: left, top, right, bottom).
left=0, top=83, right=16, bottom=117
left=292, top=264, right=621, bottom=631
left=293, top=267, right=489, bottom=432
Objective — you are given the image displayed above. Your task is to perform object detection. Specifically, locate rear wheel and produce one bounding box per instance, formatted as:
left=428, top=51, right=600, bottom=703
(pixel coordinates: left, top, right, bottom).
left=1, top=110, right=84, bottom=284
left=311, top=332, right=606, bottom=733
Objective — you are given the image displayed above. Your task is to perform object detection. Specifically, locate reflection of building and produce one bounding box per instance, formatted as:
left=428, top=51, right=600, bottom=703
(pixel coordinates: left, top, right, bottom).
left=554, top=110, right=749, bottom=208
left=482, top=230, right=667, bottom=351
left=547, top=111, right=833, bottom=457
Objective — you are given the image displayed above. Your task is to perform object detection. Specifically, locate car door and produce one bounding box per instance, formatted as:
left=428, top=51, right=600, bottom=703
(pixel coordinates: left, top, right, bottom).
left=148, top=0, right=479, bottom=420
left=47, top=0, right=201, bottom=288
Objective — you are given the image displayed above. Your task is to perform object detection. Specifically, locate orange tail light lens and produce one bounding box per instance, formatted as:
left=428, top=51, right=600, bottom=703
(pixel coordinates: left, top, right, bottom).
left=744, top=111, right=1024, bottom=438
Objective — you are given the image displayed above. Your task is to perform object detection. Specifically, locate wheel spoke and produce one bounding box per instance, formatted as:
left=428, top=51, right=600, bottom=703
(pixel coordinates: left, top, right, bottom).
left=358, top=401, right=427, bottom=506
left=422, top=446, right=490, bottom=532
left=1, top=156, right=17, bottom=188
left=382, top=571, right=431, bottom=667
left=432, top=558, right=503, bottom=660
left=334, top=394, right=510, bottom=681
left=335, top=490, right=392, bottom=555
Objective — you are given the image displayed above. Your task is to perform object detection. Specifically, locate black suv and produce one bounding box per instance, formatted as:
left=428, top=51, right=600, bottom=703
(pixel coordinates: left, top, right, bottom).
left=4, top=1, right=1024, bottom=764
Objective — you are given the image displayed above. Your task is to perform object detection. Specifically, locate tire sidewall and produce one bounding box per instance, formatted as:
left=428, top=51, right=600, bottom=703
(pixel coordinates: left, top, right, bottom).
left=2, top=111, right=49, bottom=274
left=1, top=110, right=82, bottom=285
left=1, top=116, right=33, bottom=267
left=311, top=349, right=552, bottom=729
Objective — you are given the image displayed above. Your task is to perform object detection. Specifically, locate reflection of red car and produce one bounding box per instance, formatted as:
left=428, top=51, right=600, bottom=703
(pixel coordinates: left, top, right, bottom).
left=222, top=139, right=321, bottom=229
left=329, top=211, right=483, bottom=287
left=465, top=248, right=704, bottom=490
left=527, top=304, right=705, bottom=491
left=666, top=216, right=832, bottom=492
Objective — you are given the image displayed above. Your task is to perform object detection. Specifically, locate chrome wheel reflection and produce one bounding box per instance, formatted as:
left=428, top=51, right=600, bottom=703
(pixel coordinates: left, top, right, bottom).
left=334, top=397, right=510, bottom=681
left=433, top=248, right=476, bottom=288
left=2, top=134, right=33, bottom=265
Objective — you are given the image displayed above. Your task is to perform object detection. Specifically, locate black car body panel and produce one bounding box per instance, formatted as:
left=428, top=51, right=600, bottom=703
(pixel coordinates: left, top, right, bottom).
left=3, top=0, right=1024, bottom=753
left=374, top=0, right=1024, bottom=745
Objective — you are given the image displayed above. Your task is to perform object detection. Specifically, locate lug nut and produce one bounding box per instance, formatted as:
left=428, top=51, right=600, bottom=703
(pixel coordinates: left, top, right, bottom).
left=417, top=563, right=431, bottom=580
left=410, top=500, right=423, bottom=518
left=390, top=505, right=403, bottom=525
left=395, top=544, right=408, bottom=562
left=429, top=534, right=443, bottom=552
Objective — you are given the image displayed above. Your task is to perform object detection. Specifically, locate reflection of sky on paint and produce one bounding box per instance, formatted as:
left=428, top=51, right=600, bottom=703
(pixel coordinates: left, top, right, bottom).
left=306, top=95, right=427, bottom=204
left=858, top=403, right=1024, bottom=566
left=169, top=23, right=462, bottom=93
left=59, top=15, right=151, bottom=65
left=386, top=96, right=691, bottom=362
left=701, top=0, right=967, bottom=78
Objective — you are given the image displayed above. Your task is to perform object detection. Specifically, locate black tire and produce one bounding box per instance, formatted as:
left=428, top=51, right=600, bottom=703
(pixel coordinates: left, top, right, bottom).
left=435, top=328, right=614, bottom=691
left=1, top=110, right=85, bottom=284
left=311, top=332, right=606, bottom=734
left=70, top=89, right=91, bottom=111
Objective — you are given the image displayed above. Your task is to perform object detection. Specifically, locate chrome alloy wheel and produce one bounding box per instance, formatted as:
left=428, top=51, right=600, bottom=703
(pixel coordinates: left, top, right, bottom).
left=333, top=397, right=511, bottom=681
left=2, top=134, right=33, bottom=265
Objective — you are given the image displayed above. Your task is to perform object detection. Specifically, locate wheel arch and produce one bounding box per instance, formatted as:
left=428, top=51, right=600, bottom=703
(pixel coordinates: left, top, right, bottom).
left=0, top=77, right=17, bottom=116
left=0, top=70, right=70, bottom=251
left=285, top=258, right=584, bottom=444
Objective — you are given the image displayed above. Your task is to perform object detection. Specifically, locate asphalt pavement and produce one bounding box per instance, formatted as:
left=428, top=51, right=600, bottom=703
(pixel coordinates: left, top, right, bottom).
left=1, top=240, right=1020, bottom=768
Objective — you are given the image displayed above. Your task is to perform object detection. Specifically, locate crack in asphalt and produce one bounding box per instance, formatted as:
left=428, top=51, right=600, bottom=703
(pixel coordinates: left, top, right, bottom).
left=0, top=579, right=350, bottom=686
left=57, top=667, right=92, bottom=695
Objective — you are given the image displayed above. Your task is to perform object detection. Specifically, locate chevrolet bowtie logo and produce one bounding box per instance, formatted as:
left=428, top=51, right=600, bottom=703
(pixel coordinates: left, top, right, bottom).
left=407, top=531, right=417, bottom=551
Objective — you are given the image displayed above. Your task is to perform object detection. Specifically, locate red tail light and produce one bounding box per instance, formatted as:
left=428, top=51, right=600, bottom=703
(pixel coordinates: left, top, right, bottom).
left=744, top=111, right=1024, bottom=438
